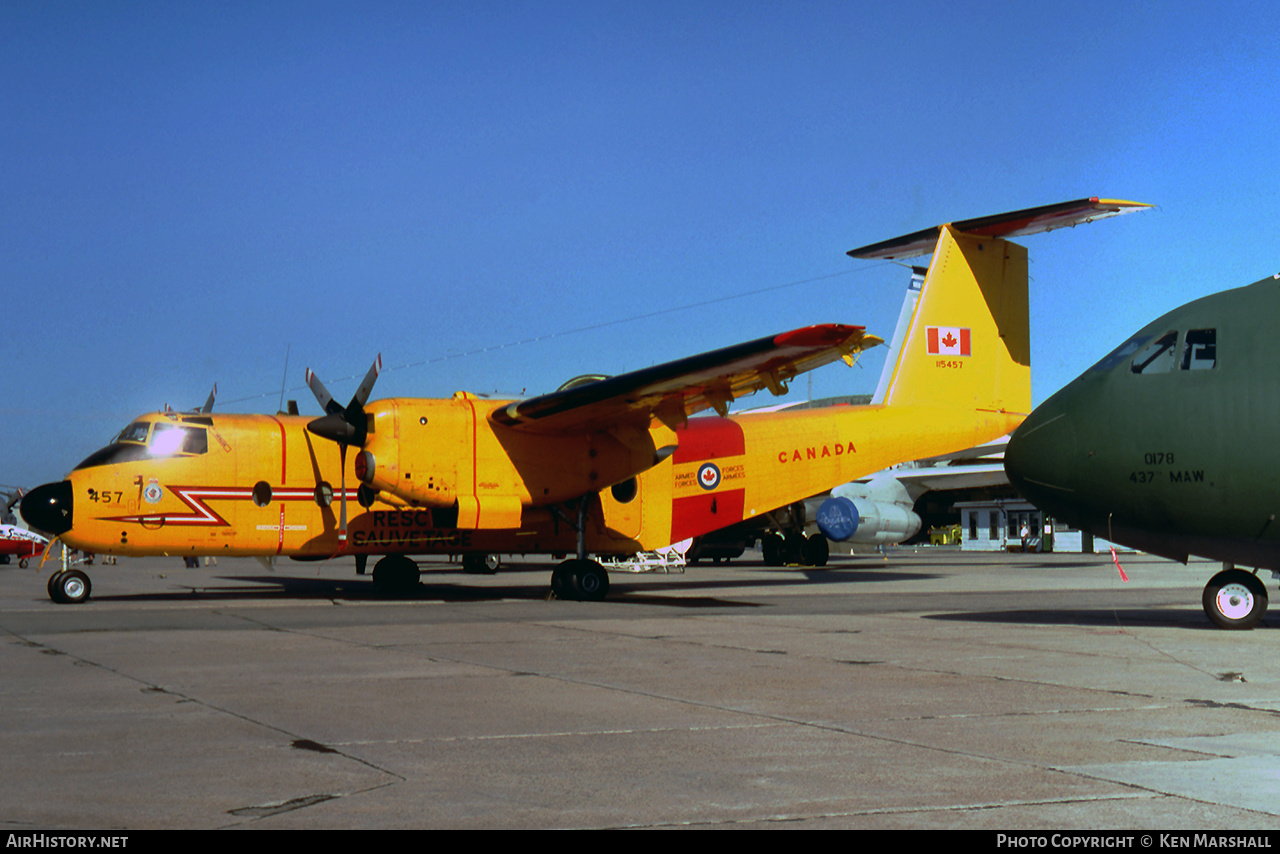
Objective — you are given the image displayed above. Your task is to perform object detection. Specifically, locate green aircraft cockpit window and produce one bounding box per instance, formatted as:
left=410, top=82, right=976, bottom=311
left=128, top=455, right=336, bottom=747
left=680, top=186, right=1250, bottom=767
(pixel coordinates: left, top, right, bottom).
left=1090, top=333, right=1152, bottom=372
left=1181, top=328, right=1216, bottom=370
left=1130, top=331, right=1178, bottom=374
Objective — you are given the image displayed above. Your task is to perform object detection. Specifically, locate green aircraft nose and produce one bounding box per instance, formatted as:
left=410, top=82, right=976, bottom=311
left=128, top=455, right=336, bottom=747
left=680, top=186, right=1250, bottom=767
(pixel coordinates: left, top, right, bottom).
left=1005, top=396, right=1082, bottom=519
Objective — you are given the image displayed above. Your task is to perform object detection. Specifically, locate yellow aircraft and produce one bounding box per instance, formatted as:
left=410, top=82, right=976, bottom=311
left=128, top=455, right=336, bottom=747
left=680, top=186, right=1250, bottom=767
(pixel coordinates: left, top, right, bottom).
left=22, top=198, right=1149, bottom=603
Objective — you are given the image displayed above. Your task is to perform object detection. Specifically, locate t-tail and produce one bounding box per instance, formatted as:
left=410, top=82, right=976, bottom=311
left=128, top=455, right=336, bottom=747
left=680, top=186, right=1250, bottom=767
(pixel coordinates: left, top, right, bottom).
left=851, top=198, right=1152, bottom=416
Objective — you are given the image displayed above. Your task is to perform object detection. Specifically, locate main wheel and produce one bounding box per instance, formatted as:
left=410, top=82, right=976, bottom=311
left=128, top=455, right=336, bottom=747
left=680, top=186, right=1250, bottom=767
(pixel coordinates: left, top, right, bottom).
left=1203, top=568, right=1268, bottom=630
left=571, top=560, right=609, bottom=601
left=761, top=533, right=784, bottom=566
left=802, top=534, right=830, bottom=567
left=372, top=555, right=420, bottom=596
left=54, top=569, right=91, bottom=605
left=551, top=559, right=610, bottom=601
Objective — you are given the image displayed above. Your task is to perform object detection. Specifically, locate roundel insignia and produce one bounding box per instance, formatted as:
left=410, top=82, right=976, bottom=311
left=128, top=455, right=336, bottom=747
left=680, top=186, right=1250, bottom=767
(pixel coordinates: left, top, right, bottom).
left=143, top=479, right=163, bottom=504
left=697, top=462, right=721, bottom=491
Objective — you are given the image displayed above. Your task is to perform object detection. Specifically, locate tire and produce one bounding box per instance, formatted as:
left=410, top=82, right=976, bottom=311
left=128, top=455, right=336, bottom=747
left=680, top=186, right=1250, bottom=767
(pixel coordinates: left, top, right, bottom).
left=56, top=569, right=91, bottom=604
left=802, top=534, right=829, bottom=567
left=372, top=555, right=419, bottom=596
left=761, top=534, right=784, bottom=566
left=47, top=570, right=67, bottom=603
left=551, top=559, right=610, bottom=601
left=1203, top=569, right=1267, bottom=630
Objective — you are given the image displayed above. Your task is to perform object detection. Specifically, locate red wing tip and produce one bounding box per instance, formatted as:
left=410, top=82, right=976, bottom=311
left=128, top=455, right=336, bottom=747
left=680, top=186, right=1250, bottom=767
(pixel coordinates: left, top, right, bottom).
left=774, top=324, right=864, bottom=347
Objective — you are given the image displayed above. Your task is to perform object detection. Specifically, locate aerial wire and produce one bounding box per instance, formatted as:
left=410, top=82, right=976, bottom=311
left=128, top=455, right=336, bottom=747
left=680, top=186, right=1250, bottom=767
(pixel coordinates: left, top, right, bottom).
left=222, top=263, right=888, bottom=406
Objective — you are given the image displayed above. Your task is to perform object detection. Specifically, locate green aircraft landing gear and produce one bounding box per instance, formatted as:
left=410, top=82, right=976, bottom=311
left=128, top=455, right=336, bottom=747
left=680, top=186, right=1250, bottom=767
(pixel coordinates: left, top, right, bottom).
left=1202, top=568, right=1267, bottom=630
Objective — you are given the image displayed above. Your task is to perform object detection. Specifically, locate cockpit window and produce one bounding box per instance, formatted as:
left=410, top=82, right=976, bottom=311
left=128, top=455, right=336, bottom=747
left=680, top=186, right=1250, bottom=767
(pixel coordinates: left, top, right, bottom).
left=1090, top=333, right=1152, bottom=372
left=1130, top=331, right=1178, bottom=374
left=73, top=422, right=209, bottom=470
left=1181, top=328, right=1216, bottom=370
left=116, top=421, right=150, bottom=444
left=149, top=423, right=208, bottom=456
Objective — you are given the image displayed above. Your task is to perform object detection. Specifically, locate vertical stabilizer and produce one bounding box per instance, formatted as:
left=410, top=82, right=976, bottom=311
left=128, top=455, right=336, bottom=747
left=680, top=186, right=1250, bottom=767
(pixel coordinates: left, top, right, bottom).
left=881, top=227, right=1030, bottom=413
left=849, top=198, right=1152, bottom=415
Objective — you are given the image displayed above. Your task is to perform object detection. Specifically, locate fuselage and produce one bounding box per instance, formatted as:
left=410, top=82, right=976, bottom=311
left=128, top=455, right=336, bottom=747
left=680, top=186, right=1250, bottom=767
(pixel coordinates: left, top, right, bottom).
left=24, top=399, right=1019, bottom=561
left=1005, top=275, right=1280, bottom=568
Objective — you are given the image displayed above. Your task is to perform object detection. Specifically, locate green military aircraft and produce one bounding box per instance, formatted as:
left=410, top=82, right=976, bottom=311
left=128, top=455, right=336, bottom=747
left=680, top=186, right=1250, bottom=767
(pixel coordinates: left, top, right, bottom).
left=1005, top=274, right=1280, bottom=629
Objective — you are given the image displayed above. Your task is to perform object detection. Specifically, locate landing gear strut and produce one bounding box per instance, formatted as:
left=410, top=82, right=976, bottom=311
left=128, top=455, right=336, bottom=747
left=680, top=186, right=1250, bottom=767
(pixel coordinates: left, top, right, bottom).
left=550, top=496, right=611, bottom=601
left=1203, top=568, right=1268, bottom=630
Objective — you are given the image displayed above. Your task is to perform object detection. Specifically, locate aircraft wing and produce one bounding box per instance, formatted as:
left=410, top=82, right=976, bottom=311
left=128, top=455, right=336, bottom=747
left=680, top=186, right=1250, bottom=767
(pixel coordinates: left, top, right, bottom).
left=848, top=197, right=1154, bottom=261
left=490, top=324, right=882, bottom=434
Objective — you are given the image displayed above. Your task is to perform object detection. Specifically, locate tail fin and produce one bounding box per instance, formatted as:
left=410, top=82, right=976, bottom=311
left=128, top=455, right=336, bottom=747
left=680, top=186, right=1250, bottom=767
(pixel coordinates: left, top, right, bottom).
left=850, top=198, right=1151, bottom=414
left=869, top=266, right=925, bottom=405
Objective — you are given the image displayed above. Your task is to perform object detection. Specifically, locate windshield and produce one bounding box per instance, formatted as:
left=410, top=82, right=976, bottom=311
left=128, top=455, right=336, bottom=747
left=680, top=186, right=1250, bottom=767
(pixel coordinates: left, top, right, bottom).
left=74, top=421, right=210, bottom=470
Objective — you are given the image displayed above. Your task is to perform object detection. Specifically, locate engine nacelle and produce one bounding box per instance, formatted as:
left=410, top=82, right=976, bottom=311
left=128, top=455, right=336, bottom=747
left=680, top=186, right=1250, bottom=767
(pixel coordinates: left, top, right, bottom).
left=356, top=395, right=657, bottom=528
left=815, top=495, right=921, bottom=546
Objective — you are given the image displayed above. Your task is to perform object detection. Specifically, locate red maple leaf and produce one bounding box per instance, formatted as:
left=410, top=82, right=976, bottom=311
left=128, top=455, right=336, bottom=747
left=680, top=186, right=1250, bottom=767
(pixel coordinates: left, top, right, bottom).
left=942, top=332, right=957, bottom=348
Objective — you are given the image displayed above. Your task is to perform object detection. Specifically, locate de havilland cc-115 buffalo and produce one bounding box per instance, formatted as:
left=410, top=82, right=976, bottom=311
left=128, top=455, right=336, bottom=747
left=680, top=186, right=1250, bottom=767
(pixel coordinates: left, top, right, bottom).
left=23, top=198, right=1149, bottom=604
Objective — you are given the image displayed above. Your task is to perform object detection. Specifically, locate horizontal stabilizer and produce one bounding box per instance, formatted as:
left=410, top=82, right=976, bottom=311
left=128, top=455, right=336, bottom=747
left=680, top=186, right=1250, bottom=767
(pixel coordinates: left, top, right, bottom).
left=848, top=198, right=1153, bottom=260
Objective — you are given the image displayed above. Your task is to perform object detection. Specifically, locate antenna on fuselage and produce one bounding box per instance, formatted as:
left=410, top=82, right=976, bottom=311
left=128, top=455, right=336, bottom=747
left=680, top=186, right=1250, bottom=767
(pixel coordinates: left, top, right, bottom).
left=277, top=344, right=291, bottom=415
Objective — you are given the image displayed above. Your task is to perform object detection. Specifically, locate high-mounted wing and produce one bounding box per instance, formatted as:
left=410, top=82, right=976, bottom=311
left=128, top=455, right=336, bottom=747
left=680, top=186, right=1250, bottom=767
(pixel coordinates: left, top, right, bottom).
left=849, top=198, right=1154, bottom=261
left=490, top=324, right=881, bottom=434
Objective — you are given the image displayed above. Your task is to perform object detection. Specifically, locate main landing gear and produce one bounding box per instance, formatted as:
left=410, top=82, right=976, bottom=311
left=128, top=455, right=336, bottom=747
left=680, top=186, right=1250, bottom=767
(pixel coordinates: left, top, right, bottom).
left=546, top=496, right=611, bottom=602
left=1203, top=567, right=1268, bottom=630
left=761, top=532, right=830, bottom=567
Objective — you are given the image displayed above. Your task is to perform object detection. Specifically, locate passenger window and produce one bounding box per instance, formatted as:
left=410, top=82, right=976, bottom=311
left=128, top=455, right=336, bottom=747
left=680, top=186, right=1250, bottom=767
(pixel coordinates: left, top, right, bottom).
left=1130, top=331, right=1178, bottom=374
left=1180, top=328, right=1216, bottom=370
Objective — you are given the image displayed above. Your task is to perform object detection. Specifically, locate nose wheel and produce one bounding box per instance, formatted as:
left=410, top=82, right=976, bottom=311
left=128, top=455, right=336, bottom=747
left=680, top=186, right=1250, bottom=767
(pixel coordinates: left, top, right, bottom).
left=1203, top=568, right=1267, bottom=630
left=47, top=569, right=92, bottom=604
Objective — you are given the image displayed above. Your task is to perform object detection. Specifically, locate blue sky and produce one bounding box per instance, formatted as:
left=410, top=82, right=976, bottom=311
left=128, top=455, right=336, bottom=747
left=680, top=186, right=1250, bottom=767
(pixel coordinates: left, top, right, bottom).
left=4, top=1, right=1279, bottom=488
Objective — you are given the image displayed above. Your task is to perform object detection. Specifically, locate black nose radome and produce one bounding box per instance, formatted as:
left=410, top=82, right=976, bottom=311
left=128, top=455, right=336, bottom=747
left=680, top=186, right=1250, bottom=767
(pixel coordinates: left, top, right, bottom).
left=21, top=480, right=73, bottom=537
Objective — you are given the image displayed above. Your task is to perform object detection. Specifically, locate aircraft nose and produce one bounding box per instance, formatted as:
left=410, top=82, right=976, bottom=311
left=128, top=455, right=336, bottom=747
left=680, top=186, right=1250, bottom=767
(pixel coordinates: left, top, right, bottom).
left=21, top=480, right=73, bottom=537
left=1004, top=402, right=1079, bottom=504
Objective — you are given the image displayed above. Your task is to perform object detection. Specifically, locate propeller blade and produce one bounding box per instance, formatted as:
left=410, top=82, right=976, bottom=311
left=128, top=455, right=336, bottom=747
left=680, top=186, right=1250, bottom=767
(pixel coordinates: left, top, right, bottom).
left=338, top=445, right=348, bottom=545
left=304, top=355, right=383, bottom=448
left=305, top=368, right=343, bottom=416
left=348, top=354, right=383, bottom=412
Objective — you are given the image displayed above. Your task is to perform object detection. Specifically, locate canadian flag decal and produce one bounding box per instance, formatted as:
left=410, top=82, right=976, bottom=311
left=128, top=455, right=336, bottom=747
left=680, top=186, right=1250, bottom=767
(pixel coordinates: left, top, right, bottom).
left=926, top=326, right=971, bottom=356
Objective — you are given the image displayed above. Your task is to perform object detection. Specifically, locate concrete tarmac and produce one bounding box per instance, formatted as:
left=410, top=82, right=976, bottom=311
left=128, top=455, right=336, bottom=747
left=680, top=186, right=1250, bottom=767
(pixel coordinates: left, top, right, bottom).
left=3, top=548, right=1279, bottom=830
